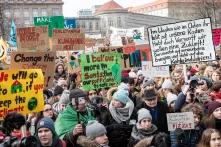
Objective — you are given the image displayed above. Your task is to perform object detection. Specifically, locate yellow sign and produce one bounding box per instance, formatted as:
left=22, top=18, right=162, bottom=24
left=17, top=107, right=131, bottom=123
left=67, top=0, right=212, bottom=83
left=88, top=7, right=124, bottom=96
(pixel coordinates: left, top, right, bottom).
left=0, top=69, right=44, bottom=120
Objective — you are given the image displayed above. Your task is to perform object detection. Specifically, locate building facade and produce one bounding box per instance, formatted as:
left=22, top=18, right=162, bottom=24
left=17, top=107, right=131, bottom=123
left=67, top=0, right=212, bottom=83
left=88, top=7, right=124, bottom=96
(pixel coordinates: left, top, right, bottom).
left=0, top=0, right=63, bottom=39
left=128, top=0, right=221, bottom=27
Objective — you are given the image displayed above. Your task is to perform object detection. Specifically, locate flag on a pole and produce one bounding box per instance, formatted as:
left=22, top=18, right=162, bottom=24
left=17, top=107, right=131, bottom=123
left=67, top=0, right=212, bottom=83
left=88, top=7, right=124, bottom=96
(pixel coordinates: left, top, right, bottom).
left=8, top=19, right=16, bottom=47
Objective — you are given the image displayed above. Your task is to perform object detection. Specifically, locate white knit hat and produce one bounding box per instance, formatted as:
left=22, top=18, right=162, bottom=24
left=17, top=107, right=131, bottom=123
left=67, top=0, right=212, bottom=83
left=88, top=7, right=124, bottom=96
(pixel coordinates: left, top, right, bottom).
left=137, top=108, right=152, bottom=123
left=129, top=71, right=138, bottom=79
left=162, top=79, right=174, bottom=89
left=166, top=93, right=177, bottom=106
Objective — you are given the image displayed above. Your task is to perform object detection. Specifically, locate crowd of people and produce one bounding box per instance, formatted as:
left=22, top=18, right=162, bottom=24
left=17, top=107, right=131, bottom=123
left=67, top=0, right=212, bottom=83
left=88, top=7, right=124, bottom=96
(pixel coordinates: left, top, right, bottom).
left=1, top=59, right=221, bottom=147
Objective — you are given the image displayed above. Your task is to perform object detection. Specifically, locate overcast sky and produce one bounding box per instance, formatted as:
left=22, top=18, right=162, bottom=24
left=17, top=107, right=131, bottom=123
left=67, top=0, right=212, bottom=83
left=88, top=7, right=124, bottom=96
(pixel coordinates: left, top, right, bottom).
left=62, top=0, right=156, bottom=17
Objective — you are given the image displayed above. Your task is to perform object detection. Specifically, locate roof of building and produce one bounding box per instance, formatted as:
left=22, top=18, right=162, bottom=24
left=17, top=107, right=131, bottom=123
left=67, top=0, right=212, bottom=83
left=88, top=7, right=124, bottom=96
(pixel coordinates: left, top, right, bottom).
left=95, top=0, right=124, bottom=14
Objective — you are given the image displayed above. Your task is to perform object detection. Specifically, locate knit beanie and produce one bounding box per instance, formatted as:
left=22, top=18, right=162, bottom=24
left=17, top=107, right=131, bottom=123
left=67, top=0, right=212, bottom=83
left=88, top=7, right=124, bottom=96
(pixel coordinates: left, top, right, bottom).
left=162, top=79, right=174, bottom=89
left=112, top=89, right=129, bottom=104
left=129, top=71, right=138, bottom=79
left=118, top=82, right=129, bottom=91
left=53, top=85, right=64, bottom=96
left=37, top=117, right=55, bottom=134
left=138, top=108, right=152, bottom=123
left=59, top=90, right=70, bottom=104
left=207, top=101, right=221, bottom=116
left=166, top=93, right=177, bottom=106
left=142, top=78, right=155, bottom=88
left=86, top=120, right=107, bottom=139
left=201, top=77, right=213, bottom=89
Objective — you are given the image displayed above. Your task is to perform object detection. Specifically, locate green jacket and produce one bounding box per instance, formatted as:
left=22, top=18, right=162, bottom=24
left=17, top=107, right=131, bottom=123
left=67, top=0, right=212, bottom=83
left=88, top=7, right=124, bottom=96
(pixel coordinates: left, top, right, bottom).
left=55, top=104, right=95, bottom=139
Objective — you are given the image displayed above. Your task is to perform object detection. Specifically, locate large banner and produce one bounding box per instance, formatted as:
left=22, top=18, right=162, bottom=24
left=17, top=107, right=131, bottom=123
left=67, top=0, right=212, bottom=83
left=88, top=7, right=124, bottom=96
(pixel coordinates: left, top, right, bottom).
left=142, top=61, right=170, bottom=78
left=81, top=52, right=122, bottom=90
left=11, top=52, right=56, bottom=88
left=110, top=27, right=146, bottom=46
left=0, top=69, right=44, bottom=120
left=34, top=16, right=64, bottom=37
left=148, top=18, right=216, bottom=66
left=16, top=26, right=49, bottom=51
left=52, top=29, right=85, bottom=51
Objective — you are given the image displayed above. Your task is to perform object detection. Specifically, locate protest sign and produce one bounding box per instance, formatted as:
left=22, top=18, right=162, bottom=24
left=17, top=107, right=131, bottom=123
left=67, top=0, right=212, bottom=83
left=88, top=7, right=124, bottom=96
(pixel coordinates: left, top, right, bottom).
left=142, top=61, right=170, bottom=78
left=0, top=69, right=44, bottom=120
left=52, top=29, right=85, bottom=51
left=167, top=112, right=194, bottom=131
left=212, top=29, right=221, bottom=46
left=64, top=19, right=76, bottom=29
left=0, top=37, right=8, bottom=60
left=148, top=18, right=216, bottom=66
left=81, top=52, right=122, bottom=90
left=16, top=26, right=49, bottom=51
left=11, top=52, right=56, bottom=88
left=34, top=16, right=64, bottom=37
left=123, top=43, right=136, bottom=54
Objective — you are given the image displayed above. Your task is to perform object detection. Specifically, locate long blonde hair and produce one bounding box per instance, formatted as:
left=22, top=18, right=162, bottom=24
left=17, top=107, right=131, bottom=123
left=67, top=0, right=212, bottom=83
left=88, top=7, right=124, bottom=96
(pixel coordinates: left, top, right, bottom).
left=198, top=128, right=221, bottom=147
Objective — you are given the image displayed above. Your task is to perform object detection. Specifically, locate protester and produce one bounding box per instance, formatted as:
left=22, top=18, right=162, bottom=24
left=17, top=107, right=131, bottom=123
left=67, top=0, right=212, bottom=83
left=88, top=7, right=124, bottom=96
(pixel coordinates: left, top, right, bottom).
left=134, top=89, right=168, bottom=133
left=197, top=128, right=221, bottom=147
left=210, top=81, right=221, bottom=101
left=128, top=108, right=158, bottom=147
left=52, top=90, right=70, bottom=115
left=106, top=89, right=134, bottom=147
left=54, top=63, right=67, bottom=81
left=48, top=85, right=64, bottom=105
left=204, top=66, right=214, bottom=78
left=55, top=88, right=94, bottom=146
left=36, top=117, right=66, bottom=147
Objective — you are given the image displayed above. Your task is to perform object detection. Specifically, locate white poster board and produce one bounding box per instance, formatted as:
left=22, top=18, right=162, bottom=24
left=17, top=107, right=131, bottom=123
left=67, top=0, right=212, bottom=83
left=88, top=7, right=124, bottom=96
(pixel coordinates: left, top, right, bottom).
left=167, top=112, right=194, bottom=131
left=148, top=18, right=216, bottom=66
left=142, top=61, right=170, bottom=78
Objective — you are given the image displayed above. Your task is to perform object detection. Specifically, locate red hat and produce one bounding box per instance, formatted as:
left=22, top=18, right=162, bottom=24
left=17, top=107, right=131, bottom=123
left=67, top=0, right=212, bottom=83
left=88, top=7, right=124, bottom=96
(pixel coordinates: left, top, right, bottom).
left=206, top=101, right=221, bottom=116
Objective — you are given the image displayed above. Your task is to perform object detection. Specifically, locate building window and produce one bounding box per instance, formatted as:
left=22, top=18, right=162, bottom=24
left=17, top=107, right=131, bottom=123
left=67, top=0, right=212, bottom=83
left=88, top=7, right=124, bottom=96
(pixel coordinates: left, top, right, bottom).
left=41, top=8, right=47, bottom=16
left=117, top=17, right=121, bottom=27
left=95, top=21, right=99, bottom=30
left=33, top=8, right=38, bottom=17
left=24, top=19, right=30, bottom=26
left=4, top=10, right=11, bottom=17
left=108, top=18, right=113, bottom=26
left=82, top=22, right=85, bottom=28
left=24, top=8, right=29, bottom=17
left=52, top=8, right=59, bottom=16
left=14, top=8, right=20, bottom=17
left=89, top=22, right=93, bottom=30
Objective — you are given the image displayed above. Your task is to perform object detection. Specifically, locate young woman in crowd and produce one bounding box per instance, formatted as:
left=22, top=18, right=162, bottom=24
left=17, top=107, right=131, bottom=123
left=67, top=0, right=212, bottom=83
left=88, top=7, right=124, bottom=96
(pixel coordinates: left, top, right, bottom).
left=198, top=128, right=221, bottom=147
left=212, top=70, right=221, bottom=82
left=54, top=63, right=67, bottom=81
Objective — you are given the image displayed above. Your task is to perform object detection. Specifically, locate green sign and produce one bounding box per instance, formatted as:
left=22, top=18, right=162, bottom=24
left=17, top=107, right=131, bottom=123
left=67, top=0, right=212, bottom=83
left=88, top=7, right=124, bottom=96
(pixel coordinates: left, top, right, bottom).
left=81, top=52, right=122, bottom=90
left=34, top=16, right=64, bottom=37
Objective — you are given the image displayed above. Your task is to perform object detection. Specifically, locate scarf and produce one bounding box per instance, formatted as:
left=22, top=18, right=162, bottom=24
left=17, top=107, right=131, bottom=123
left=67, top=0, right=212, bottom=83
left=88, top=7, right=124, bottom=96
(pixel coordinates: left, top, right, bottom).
left=109, top=99, right=134, bottom=123
left=131, top=123, right=158, bottom=140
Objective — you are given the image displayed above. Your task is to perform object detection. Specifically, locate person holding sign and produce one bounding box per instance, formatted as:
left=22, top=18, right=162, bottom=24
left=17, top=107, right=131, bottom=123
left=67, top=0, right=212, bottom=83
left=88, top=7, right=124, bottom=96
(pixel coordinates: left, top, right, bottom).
left=55, top=88, right=94, bottom=146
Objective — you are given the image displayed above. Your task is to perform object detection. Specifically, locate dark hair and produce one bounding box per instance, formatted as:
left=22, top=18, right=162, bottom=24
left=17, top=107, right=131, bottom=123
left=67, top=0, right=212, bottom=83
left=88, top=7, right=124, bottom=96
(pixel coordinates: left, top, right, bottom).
left=151, top=132, right=171, bottom=147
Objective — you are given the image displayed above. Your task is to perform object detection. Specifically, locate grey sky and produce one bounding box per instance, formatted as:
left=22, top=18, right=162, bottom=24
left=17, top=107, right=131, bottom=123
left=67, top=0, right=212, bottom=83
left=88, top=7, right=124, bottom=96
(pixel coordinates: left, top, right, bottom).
left=62, top=0, right=156, bottom=17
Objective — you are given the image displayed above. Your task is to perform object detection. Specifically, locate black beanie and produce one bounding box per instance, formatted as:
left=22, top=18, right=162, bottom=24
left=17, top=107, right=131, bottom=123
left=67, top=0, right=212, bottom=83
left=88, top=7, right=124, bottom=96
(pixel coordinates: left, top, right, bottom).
left=69, top=88, right=87, bottom=101
left=53, top=85, right=64, bottom=96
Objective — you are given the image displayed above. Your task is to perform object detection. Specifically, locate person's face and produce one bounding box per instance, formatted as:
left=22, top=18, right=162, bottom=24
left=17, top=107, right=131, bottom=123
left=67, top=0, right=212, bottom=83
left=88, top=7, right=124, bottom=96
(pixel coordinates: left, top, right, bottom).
left=38, top=128, right=53, bottom=146
left=207, top=68, right=214, bottom=77
left=173, top=72, right=182, bottom=81
left=213, top=107, right=221, bottom=119
left=198, top=80, right=208, bottom=91
left=59, top=103, right=67, bottom=111
left=95, top=134, right=109, bottom=145
left=72, top=97, right=87, bottom=112
left=43, top=104, right=53, bottom=118
left=193, top=114, right=200, bottom=127
left=210, top=132, right=221, bottom=147
left=140, top=118, right=152, bottom=130
left=57, top=65, right=64, bottom=74
left=112, top=99, right=124, bottom=108
left=88, top=90, right=96, bottom=100
left=212, top=72, right=220, bottom=82
left=144, top=97, right=157, bottom=108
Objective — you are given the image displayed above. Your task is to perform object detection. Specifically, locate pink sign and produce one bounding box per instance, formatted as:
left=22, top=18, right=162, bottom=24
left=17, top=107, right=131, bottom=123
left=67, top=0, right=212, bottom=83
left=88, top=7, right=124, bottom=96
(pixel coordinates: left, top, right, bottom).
left=212, top=29, right=221, bottom=46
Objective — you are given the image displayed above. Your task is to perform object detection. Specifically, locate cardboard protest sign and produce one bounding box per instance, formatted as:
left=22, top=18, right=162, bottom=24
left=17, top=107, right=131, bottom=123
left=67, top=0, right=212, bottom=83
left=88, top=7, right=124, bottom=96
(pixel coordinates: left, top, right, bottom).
left=148, top=18, right=216, bottom=66
left=52, top=29, right=85, bottom=51
left=81, top=52, right=122, bottom=90
left=64, top=19, right=76, bottom=29
left=16, top=26, right=49, bottom=51
left=0, top=69, right=44, bottom=120
left=212, top=29, right=221, bottom=46
left=10, top=52, right=56, bottom=88
left=167, top=112, right=194, bottom=131
left=142, top=61, right=170, bottom=78
left=34, top=16, right=64, bottom=37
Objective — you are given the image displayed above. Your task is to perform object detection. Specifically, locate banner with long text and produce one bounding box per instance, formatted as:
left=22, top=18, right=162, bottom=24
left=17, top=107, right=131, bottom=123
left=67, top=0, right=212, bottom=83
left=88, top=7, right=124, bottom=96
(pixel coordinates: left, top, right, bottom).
left=0, top=69, right=44, bottom=120
left=16, top=26, right=49, bottom=51
left=52, top=29, right=85, bottom=51
left=81, top=52, right=122, bottom=90
left=148, top=18, right=216, bottom=66
left=11, top=52, right=56, bottom=88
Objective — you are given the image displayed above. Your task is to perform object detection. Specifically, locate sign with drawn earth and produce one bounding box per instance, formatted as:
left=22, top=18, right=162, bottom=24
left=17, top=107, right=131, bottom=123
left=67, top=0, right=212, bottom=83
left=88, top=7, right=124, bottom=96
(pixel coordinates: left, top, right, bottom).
left=80, top=52, right=122, bottom=90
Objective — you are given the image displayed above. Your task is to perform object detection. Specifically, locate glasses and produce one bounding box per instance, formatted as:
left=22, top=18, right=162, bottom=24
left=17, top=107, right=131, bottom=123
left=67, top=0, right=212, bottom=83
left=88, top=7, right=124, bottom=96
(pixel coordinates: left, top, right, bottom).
left=44, top=108, right=52, bottom=112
